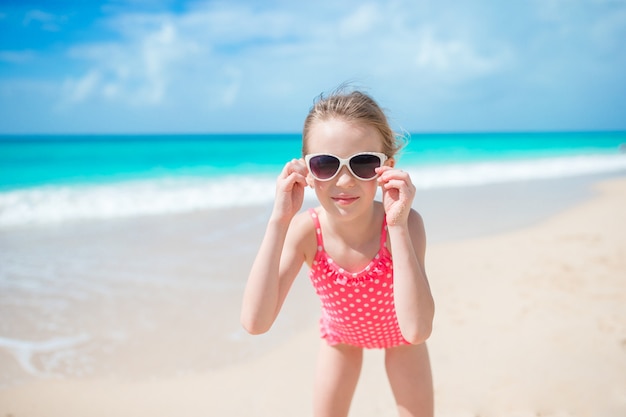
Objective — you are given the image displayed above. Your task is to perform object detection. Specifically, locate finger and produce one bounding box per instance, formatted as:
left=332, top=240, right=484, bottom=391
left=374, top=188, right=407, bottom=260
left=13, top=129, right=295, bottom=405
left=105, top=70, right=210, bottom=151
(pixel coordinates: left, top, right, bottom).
left=382, top=181, right=414, bottom=198
left=382, top=179, right=416, bottom=200
left=281, top=158, right=307, bottom=178
left=378, top=167, right=411, bottom=182
left=380, top=168, right=410, bottom=180
left=279, top=172, right=306, bottom=191
left=288, top=171, right=308, bottom=187
left=277, top=170, right=307, bottom=194
left=380, top=176, right=414, bottom=189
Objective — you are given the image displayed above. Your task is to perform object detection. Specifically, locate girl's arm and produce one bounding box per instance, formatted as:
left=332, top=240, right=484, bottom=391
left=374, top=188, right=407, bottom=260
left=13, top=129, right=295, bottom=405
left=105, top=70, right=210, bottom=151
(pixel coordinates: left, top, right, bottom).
left=240, top=159, right=308, bottom=335
left=388, top=210, right=434, bottom=344
left=377, top=167, right=435, bottom=344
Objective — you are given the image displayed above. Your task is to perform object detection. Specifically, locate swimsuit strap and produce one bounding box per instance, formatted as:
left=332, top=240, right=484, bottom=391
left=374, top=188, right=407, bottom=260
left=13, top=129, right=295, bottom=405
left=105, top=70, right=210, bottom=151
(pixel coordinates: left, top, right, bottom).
left=379, top=215, right=388, bottom=249
left=308, top=208, right=324, bottom=248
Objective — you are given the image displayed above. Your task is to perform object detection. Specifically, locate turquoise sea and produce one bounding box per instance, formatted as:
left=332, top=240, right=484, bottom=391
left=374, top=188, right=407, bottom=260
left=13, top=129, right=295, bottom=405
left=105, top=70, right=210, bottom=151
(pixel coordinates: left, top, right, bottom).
left=1, top=131, right=625, bottom=228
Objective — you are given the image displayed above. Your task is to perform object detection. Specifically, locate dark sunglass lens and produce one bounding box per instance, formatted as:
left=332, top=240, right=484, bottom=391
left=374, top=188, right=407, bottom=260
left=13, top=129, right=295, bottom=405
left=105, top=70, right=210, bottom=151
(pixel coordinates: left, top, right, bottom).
left=350, top=154, right=382, bottom=179
left=310, top=155, right=340, bottom=179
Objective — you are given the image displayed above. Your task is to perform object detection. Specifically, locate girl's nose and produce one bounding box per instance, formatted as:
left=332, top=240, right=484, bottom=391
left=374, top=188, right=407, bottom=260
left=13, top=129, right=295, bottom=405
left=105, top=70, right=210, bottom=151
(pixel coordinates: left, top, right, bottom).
left=334, top=165, right=355, bottom=187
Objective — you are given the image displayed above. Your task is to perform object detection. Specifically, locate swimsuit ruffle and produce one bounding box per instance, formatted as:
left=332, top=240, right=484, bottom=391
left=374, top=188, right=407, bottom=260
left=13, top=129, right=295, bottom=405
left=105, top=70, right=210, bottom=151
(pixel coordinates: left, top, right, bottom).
left=319, top=252, right=392, bottom=287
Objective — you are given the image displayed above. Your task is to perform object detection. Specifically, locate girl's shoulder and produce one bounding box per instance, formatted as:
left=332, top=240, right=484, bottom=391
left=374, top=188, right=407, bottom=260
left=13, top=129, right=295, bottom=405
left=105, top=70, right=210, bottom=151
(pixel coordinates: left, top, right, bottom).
left=288, top=208, right=319, bottom=266
left=290, top=207, right=317, bottom=230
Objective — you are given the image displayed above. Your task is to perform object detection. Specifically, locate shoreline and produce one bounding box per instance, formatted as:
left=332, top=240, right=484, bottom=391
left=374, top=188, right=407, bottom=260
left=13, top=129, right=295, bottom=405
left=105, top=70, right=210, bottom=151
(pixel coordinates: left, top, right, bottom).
left=0, top=173, right=625, bottom=416
left=2, top=148, right=626, bottom=229
left=414, top=173, right=607, bottom=243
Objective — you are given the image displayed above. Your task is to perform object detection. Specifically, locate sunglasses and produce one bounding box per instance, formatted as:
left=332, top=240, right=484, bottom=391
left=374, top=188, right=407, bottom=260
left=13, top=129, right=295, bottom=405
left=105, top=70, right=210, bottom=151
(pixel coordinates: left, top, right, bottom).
left=305, top=152, right=388, bottom=181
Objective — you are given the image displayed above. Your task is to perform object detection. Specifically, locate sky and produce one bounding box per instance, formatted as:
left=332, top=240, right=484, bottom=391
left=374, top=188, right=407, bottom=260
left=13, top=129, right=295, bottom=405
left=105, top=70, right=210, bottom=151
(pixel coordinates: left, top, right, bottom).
left=0, top=0, right=625, bottom=134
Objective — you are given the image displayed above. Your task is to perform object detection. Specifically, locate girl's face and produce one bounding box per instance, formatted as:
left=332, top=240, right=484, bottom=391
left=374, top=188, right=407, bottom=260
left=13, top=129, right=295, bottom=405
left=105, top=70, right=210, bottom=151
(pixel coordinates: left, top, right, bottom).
left=305, top=117, right=392, bottom=219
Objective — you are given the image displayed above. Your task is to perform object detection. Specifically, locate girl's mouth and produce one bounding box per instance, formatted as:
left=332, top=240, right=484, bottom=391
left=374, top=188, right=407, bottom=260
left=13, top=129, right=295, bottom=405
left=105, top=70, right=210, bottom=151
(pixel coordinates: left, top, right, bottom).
left=332, top=195, right=359, bottom=205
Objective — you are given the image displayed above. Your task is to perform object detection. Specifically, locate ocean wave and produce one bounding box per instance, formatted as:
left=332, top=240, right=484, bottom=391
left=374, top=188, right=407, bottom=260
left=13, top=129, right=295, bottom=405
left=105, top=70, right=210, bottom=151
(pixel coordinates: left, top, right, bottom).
left=0, top=175, right=279, bottom=228
left=406, top=153, right=626, bottom=189
left=1, top=154, right=625, bottom=228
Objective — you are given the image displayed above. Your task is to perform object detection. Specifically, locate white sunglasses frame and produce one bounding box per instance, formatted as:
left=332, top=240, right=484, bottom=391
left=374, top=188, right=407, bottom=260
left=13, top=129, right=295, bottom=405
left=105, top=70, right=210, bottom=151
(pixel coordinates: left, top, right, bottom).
left=304, top=152, right=388, bottom=181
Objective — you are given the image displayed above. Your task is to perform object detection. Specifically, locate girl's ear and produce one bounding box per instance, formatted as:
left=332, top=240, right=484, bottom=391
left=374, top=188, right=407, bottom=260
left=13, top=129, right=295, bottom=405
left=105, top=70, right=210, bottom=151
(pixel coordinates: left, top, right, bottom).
left=306, top=172, right=315, bottom=188
left=387, top=157, right=396, bottom=168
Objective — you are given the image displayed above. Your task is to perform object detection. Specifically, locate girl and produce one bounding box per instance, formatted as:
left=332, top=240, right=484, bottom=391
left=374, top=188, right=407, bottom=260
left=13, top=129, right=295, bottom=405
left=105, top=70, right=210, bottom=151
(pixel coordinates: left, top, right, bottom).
left=241, top=88, right=435, bottom=417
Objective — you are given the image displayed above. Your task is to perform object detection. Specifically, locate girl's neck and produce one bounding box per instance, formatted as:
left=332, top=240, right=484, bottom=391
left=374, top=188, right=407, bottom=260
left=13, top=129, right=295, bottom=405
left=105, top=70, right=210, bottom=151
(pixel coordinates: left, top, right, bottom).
left=320, top=203, right=382, bottom=248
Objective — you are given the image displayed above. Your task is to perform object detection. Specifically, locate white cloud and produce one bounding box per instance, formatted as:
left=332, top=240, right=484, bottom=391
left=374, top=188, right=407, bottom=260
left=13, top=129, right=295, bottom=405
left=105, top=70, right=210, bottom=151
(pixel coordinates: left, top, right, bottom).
left=219, top=75, right=242, bottom=108
left=54, top=1, right=519, bottom=129
left=4, top=0, right=623, bottom=133
left=590, top=7, right=626, bottom=52
left=414, top=29, right=511, bottom=80
left=23, top=9, right=66, bottom=31
left=64, top=16, right=202, bottom=106
left=339, top=3, right=381, bottom=37
left=0, top=50, right=36, bottom=64
left=64, top=70, right=101, bottom=102
left=61, top=4, right=305, bottom=110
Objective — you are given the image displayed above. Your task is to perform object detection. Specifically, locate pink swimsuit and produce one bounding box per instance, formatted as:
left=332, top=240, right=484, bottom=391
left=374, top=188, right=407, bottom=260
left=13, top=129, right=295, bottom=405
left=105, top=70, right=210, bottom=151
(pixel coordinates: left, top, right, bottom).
left=308, top=209, right=410, bottom=349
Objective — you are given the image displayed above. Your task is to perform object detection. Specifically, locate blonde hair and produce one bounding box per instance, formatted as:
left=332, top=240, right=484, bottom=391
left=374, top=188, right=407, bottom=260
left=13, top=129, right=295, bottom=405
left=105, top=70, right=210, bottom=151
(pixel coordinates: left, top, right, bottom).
left=302, top=88, right=406, bottom=158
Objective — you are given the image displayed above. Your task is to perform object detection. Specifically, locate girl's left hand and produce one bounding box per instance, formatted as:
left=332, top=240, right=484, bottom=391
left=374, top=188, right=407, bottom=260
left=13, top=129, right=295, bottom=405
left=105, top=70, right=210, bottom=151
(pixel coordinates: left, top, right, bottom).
left=376, top=166, right=416, bottom=226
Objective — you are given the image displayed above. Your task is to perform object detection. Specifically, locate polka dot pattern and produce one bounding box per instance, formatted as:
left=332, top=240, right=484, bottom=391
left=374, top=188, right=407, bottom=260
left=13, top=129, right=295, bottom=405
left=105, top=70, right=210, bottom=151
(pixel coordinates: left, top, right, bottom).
left=308, top=209, right=410, bottom=349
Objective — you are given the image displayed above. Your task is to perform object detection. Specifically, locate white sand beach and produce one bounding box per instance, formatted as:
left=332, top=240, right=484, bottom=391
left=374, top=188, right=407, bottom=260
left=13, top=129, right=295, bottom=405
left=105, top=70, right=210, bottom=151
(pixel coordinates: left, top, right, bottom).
left=0, top=175, right=625, bottom=416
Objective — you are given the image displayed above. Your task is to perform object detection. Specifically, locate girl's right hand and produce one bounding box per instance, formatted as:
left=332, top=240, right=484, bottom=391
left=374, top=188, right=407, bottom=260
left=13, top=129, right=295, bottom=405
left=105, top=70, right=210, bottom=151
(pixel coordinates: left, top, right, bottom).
left=271, top=158, right=308, bottom=222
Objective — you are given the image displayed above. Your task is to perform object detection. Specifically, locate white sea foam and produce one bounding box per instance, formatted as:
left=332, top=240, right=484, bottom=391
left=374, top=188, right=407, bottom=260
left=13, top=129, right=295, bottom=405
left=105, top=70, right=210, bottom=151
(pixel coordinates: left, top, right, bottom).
left=0, top=175, right=278, bottom=228
left=406, top=153, right=626, bottom=189
left=0, top=334, right=90, bottom=376
left=1, top=154, right=625, bottom=228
